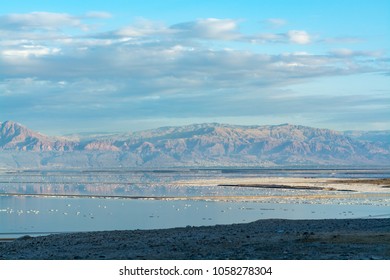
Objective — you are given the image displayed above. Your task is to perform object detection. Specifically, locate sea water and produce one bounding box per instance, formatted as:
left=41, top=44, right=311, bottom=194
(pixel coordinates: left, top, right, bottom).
left=1, top=168, right=389, bottom=238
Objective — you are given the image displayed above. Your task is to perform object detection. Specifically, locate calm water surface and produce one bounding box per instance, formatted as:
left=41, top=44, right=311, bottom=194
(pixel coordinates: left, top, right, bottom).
left=1, top=168, right=389, bottom=238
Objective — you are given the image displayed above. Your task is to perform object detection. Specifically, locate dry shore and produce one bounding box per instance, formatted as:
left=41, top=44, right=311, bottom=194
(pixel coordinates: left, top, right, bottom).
left=1, top=218, right=390, bottom=260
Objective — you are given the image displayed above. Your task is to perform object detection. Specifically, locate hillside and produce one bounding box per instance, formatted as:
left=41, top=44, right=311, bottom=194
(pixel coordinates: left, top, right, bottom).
left=0, top=121, right=389, bottom=168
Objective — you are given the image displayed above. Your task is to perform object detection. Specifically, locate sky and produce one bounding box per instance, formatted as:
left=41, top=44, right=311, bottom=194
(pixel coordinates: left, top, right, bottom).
left=0, top=0, right=389, bottom=135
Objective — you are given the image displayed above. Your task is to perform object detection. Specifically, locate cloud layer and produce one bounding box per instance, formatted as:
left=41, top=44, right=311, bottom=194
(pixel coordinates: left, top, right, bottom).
left=1, top=12, right=389, bottom=133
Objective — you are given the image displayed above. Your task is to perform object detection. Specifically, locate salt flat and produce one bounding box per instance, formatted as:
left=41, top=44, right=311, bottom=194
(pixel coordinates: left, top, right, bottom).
left=175, top=177, right=390, bottom=193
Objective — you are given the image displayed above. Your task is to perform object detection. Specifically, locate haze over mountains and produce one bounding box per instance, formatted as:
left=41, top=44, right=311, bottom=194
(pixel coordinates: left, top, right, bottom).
left=1, top=120, right=389, bottom=168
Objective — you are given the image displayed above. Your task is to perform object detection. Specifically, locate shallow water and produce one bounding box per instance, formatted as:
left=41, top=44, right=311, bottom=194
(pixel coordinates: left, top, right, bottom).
left=1, top=168, right=389, bottom=238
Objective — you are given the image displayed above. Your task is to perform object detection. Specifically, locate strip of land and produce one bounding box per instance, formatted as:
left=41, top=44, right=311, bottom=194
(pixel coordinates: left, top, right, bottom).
left=178, top=177, right=390, bottom=193
left=1, top=218, right=389, bottom=260
left=1, top=177, right=390, bottom=204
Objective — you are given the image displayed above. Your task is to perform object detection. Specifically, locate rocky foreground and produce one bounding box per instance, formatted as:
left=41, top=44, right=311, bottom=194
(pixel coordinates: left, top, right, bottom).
left=1, top=218, right=389, bottom=260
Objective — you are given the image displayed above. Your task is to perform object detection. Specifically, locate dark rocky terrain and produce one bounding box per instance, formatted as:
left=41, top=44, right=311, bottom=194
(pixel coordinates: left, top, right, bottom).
left=1, top=121, right=389, bottom=168
left=1, top=218, right=389, bottom=260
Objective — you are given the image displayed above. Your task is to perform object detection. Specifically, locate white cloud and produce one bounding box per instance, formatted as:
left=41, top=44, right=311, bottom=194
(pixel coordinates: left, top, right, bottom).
left=250, top=30, right=312, bottom=45
left=2, top=45, right=61, bottom=57
left=116, top=18, right=170, bottom=37
left=171, top=18, right=241, bottom=40
left=1, top=13, right=389, bottom=132
left=287, top=30, right=311, bottom=44
left=0, top=12, right=85, bottom=31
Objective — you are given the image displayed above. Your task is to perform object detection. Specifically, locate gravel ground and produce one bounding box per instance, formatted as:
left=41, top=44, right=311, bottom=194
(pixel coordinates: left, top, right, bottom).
left=1, top=218, right=389, bottom=260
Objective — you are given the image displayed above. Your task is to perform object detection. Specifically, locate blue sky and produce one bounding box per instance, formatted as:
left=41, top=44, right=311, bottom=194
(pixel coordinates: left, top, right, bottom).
left=1, top=0, right=389, bottom=134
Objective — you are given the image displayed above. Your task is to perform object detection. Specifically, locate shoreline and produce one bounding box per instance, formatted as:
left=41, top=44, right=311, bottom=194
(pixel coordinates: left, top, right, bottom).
left=2, top=177, right=390, bottom=200
left=1, top=218, right=389, bottom=260
left=1, top=176, right=389, bottom=260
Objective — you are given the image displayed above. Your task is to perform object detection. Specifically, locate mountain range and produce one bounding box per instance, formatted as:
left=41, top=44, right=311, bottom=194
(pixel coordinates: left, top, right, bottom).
left=1, top=120, right=389, bottom=168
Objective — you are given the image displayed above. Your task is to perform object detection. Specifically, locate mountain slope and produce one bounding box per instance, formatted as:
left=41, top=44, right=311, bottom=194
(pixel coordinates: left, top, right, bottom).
left=0, top=121, right=76, bottom=151
left=0, top=121, right=389, bottom=168
left=344, top=130, right=390, bottom=146
left=111, top=123, right=388, bottom=166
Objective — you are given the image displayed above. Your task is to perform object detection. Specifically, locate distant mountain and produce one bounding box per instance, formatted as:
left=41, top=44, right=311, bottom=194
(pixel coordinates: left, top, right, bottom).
left=344, top=130, right=390, bottom=145
left=0, top=121, right=76, bottom=151
left=0, top=121, right=389, bottom=168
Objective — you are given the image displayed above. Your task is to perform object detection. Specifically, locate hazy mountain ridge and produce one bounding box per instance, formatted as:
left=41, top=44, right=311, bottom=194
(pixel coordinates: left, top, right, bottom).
left=0, top=121, right=77, bottom=152
left=344, top=130, right=390, bottom=145
left=0, top=120, right=389, bottom=168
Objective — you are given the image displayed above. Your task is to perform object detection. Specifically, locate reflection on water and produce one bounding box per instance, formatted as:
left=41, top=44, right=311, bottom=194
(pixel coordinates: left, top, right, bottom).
left=1, top=196, right=389, bottom=239
left=1, top=168, right=390, bottom=197
left=0, top=168, right=389, bottom=238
